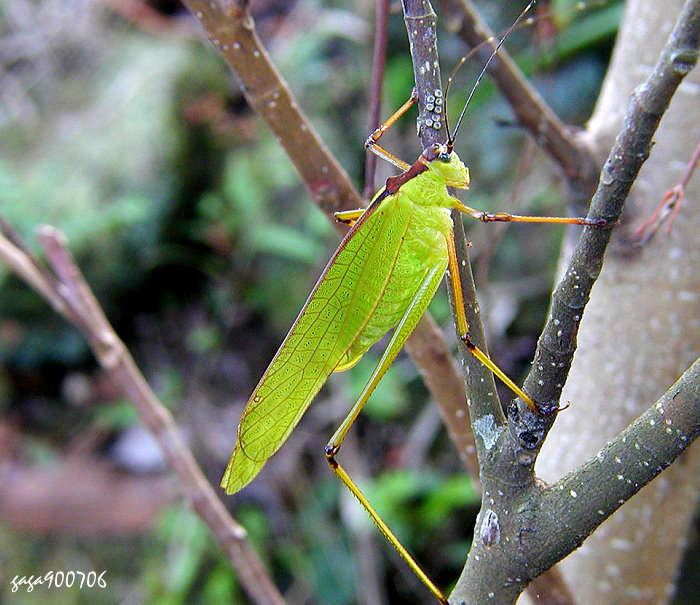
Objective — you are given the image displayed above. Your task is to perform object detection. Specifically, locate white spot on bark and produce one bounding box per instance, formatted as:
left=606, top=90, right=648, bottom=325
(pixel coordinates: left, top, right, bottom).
left=480, top=509, right=501, bottom=547
left=606, top=563, right=621, bottom=577
left=473, top=414, right=499, bottom=450
left=610, top=538, right=633, bottom=550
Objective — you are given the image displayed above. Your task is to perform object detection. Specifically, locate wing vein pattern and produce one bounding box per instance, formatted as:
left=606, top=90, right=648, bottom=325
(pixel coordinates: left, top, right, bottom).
left=222, top=193, right=420, bottom=492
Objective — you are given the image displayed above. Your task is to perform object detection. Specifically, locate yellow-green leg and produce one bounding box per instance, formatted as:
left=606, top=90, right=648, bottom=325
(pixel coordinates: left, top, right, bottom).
left=324, top=262, right=449, bottom=604
left=453, top=198, right=610, bottom=227
left=365, top=92, right=417, bottom=171
left=444, top=228, right=539, bottom=411
left=445, top=200, right=611, bottom=414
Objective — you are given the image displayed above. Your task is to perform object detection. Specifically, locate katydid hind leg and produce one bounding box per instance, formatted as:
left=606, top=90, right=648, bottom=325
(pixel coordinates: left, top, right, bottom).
left=326, top=456, right=448, bottom=604
left=324, top=260, right=449, bottom=604
left=325, top=260, right=446, bottom=454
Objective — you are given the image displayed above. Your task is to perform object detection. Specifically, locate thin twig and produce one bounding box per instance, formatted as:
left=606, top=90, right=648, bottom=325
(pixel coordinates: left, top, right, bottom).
left=181, top=0, right=359, bottom=216
left=0, top=223, right=286, bottom=605
left=0, top=217, right=72, bottom=320
left=634, top=136, right=700, bottom=243
left=364, top=0, right=391, bottom=200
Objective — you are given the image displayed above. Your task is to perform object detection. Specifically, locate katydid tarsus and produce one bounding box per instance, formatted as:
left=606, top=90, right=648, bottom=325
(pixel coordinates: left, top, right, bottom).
left=221, top=2, right=610, bottom=602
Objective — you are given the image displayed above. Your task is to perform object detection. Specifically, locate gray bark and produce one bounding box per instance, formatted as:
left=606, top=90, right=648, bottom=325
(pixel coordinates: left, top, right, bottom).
left=530, top=1, right=700, bottom=603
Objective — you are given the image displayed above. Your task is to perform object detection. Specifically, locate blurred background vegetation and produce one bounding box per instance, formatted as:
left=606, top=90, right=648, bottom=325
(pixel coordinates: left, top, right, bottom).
left=0, top=0, right=697, bottom=603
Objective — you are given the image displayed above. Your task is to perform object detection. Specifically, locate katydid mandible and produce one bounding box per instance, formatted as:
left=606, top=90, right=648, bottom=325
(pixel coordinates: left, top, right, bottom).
left=221, top=3, right=607, bottom=602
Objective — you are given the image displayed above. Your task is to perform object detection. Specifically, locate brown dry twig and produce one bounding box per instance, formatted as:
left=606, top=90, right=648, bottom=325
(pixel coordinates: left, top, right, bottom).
left=182, top=0, right=360, bottom=217
left=634, top=136, right=700, bottom=243
left=0, top=221, right=286, bottom=605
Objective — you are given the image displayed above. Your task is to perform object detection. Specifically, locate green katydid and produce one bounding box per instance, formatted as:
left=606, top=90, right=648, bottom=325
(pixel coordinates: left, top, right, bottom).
left=221, top=2, right=608, bottom=601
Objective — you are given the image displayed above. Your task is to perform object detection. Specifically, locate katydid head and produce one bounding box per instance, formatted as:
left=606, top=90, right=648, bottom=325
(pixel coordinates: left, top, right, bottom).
left=423, top=142, right=470, bottom=189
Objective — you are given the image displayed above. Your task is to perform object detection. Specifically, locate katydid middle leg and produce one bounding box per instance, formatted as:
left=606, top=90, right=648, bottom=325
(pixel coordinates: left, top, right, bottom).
left=444, top=227, right=539, bottom=410
left=334, top=208, right=366, bottom=226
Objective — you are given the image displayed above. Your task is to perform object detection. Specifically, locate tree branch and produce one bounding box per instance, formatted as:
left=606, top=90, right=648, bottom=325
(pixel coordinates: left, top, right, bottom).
left=401, top=2, right=574, bottom=603
left=452, top=354, right=700, bottom=603
left=513, top=0, right=700, bottom=460
left=364, top=0, right=391, bottom=199
left=535, top=355, right=700, bottom=567
left=401, top=0, right=499, bottom=486
left=450, top=0, right=700, bottom=601
left=181, top=0, right=359, bottom=216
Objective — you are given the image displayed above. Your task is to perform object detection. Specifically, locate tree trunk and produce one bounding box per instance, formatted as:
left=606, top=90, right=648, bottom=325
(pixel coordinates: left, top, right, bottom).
left=528, top=0, right=700, bottom=603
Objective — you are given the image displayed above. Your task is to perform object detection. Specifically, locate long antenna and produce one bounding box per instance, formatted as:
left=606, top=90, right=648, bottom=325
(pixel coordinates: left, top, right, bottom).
left=448, top=0, right=537, bottom=147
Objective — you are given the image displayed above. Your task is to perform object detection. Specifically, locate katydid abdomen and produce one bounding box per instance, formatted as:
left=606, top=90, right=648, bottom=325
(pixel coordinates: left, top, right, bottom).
left=338, top=206, right=451, bottom=367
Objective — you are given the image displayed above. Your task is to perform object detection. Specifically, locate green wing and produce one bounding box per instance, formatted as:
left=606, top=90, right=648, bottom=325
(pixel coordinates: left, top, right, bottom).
left=221, top=192, right=415, bottom=493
